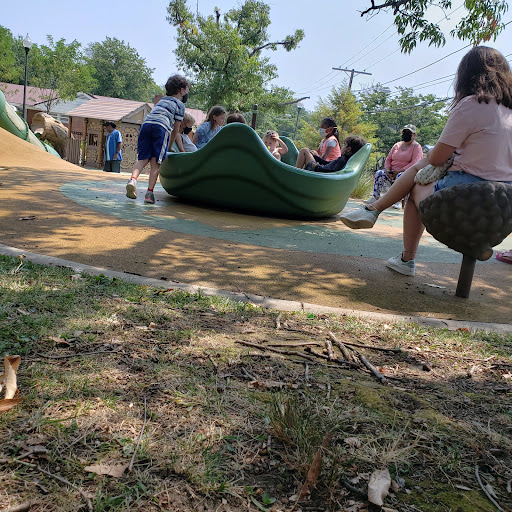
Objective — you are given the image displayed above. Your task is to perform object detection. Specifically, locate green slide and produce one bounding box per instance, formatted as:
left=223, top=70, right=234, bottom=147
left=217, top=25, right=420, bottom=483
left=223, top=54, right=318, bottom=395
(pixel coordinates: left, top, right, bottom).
left=159, top=123, right=371, bottom=218
left=0, top=89, right=61, bottom=158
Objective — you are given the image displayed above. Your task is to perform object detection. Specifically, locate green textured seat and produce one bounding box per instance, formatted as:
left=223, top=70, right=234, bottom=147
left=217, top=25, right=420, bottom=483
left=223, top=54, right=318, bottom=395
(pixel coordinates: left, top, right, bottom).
left=159, top=123, right=371, bottom=218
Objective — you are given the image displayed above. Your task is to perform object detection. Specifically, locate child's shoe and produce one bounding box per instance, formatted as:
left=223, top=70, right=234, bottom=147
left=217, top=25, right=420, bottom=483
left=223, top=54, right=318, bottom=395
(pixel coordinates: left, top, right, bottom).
left=339, top=207, right=380, bottom=229
left=126, top=178, right=137, bottom=199
left=386, top=254, right=415, bottom=276
left=144, top=190, right=155, bottom=204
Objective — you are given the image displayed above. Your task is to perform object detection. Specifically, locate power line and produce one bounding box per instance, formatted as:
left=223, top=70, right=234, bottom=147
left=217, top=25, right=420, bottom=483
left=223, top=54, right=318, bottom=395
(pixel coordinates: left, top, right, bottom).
left=364, top=97, right=452, bottom=114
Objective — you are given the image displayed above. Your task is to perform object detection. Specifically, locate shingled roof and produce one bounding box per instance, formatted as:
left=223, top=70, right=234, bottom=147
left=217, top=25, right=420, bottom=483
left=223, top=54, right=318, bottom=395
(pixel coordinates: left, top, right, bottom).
left=66, top=97, right=150, bottom=121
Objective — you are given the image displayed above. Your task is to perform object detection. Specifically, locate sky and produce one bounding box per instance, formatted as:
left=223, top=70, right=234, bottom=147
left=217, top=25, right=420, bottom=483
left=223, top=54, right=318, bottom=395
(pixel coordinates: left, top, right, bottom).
left=2, top=0, right=512, bottom=111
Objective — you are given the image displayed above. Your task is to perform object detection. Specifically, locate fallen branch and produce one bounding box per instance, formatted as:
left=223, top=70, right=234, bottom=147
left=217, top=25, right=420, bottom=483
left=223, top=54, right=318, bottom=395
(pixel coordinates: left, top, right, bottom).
left=475, top=464, right=503, bottom=511
left=13, top=459, right=92, bottom=512
left=129, top=397, right=148, bottom=472
left=236, top=340, right=318, bottom=363
left=266, top=341, right=322, bottom=348
left=33, top=350, right=120, bottom=360
left=340, top=479, right=367, bottom=498
left=328, top=331, right=353, bottom=362
left=4, top=501, right=36, bottom=512
left=356, top=352, right=387, bottom=384
left=343, top=340, right=401, bottom=353
left=325, top=339, right=336, bottom=361
left=304, top=347, right=360, bottom=368
left=275, top=312, right=282, bottom=330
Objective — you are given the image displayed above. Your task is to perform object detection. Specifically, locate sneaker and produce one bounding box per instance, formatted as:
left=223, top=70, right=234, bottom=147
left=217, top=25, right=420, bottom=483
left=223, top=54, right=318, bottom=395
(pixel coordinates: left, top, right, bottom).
left=391, top=202, right=401, bottom=210
left=364, top=197, right=378, bottom=204
left=144, top=190, right=155, bottom=204
left=126, top=179, right=137, bottom=199
left=339, top=207, right=380, bottom=229
left=386, top=254, right=415, bottom=276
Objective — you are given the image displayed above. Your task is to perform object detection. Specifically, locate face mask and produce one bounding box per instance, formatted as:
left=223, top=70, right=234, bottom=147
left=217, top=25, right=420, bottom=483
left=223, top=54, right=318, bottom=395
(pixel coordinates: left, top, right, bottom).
left=183, top=126, right=192, bottom=134
left=319, top=128, right=327, bottom=137
left=402, top=131, right=412, bottom=142
left=181, top=93, right=189, bottom=103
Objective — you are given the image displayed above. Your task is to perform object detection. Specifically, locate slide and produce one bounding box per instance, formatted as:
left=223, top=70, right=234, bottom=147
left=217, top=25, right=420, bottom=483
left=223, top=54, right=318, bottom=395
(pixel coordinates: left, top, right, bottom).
left=159, top=122, right=371, bottom=218
left=0, top=89, right=61, bottom=158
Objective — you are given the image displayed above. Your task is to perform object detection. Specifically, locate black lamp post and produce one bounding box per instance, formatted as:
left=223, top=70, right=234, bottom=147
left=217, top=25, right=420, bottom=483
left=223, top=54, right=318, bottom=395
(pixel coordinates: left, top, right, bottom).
left=22, top=34, right=33, bottom=121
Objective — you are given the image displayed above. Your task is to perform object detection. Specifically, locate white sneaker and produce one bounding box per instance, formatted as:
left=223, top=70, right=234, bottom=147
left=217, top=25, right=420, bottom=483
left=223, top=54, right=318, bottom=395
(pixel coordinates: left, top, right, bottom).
left=364, top=197, right=378, bottom=204
left=339, top=207, right=380, bottom=229
left=126, top=178, right=137, bottom=199
left=386, top=254, right=415, bottom=276
left=391, top=202, right=401, bottom=210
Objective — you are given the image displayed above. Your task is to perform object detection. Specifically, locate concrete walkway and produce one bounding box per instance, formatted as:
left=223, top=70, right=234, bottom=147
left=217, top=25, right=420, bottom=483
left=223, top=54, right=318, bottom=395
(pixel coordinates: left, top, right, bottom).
left=1, top=129, right=511, bottom=326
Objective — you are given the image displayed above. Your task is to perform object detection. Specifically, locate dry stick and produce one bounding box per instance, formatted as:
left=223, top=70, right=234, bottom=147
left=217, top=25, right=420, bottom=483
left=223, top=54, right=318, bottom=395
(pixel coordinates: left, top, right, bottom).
left=324, top=338, right=336, bottom=361
left=275, top=312, right=282, bottom=330
left=4, top=502, right=35, bottom=512
left=356, top=351, right=387, bottom=384
left=13, top=459, right=93, bottom=512
left=303, top=347, right=360, bottom=368
left=343, top=340, right=401, bottom=353
left=328, top=331, right=352, bottom=362
left=475, top=464, right=504, bottom=511
left=241, top=367, right=258, bottom=381
left=266, top=341, right=322, bottom=348
left=129, top=397, right=148, bottom=473
left=236, top=340, right=318, bottom=363
left=33, top=350, right=120, bottom=360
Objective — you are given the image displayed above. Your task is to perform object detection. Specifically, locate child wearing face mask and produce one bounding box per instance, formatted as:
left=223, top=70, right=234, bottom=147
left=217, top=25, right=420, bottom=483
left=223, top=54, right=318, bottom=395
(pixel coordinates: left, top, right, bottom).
left=295, top=117, right=341, bottom=168
left=176, top=112, right=197, bottom=152
left=126, top=74, right=189, bottom=204
left=299, top=135, right=366, bottom=172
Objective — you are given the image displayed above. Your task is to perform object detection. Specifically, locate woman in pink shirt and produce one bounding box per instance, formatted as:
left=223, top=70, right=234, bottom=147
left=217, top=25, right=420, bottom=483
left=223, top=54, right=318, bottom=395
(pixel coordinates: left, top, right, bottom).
left=366, top=124, right=423, bottom=207
left=340, top=46, right=512, bottom=276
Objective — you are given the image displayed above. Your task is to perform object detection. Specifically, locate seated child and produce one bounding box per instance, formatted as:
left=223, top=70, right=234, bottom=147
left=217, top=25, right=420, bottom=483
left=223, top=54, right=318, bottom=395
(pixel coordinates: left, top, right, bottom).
left=176, top=112, right=197, bottom=152
left=263, top=130, right=289, bottom=161
left=302, top=135, right=366, bottom=173
left=226, top=112, right=247, bottom=124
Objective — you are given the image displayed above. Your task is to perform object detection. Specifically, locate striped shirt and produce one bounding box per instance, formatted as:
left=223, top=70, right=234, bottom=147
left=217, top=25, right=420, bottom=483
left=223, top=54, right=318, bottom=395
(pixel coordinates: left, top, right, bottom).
left=144, top=96, right=185, bottom=132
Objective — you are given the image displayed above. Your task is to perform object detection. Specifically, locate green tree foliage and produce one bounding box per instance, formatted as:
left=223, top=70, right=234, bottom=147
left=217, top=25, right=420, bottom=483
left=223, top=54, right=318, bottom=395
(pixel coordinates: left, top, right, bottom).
left=86, top=37, right=162, bottom=102
left=359, top=0, right=508, bottom=53
left=30, top=36, right=96, bottom=112
left=0, top=26, right=17, bottom=83
left=358, top=87, right=449, bottom=151
left=166, top=0, right=304, bottom=111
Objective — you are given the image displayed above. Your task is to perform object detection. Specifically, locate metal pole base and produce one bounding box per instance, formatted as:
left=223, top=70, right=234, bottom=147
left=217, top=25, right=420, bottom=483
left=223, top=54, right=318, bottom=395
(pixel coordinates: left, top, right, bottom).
left=455, top=254, right=476, bottom=298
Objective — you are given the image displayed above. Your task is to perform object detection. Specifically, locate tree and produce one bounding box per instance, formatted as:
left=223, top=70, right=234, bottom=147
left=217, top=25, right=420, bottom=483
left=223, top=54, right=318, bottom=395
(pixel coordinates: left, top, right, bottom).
left=166, top=0, right=304, bottom=111
left=358, top=87, right=449, bottom=151
left=30, top=36, right=95, bottom=113
left=359, top=0, right=508, bottom=53
left=0, top=26, right=17, bottom=83
left=86, top=37, right=162, bottom=102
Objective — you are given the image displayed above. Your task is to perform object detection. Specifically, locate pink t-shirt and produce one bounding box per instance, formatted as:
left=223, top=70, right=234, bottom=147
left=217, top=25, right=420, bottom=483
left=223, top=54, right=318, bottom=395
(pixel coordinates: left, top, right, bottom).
left=385, top=141, right=423, bottom=172
left=438, top=96, right=512, bottom=181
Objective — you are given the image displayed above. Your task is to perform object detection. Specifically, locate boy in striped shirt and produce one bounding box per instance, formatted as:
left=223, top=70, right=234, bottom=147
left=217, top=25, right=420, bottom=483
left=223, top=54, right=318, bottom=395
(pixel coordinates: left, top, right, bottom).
left=126, top=74, right=190, bottom=204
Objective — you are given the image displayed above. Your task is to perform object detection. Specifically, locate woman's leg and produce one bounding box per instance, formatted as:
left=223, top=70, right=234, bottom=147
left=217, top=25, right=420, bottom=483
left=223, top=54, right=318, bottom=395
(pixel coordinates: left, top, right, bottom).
left=401, top=182, right=434, bottom=261
left=371, top=167, right=418, bottom=212
left=372, top=170, right=392, bottom=199
left=296, top=148, right=310, bottom=168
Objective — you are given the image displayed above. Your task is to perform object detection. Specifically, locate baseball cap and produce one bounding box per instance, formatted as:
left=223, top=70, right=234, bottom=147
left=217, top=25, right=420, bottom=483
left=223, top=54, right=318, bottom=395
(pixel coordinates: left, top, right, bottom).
left=402, top=124, right=416, bottom=133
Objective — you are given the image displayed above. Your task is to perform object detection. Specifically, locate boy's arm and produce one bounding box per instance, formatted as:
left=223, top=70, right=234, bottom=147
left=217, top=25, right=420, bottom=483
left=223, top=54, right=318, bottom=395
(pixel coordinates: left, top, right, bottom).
left=175, top=133, right=185, bottom=152
left=169, top=121, right=182, bottom=147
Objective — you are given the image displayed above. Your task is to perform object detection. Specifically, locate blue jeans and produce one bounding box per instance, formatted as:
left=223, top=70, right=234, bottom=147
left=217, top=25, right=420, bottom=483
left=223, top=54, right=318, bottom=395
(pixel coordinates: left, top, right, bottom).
left=434, top=170, right=512, bottom=192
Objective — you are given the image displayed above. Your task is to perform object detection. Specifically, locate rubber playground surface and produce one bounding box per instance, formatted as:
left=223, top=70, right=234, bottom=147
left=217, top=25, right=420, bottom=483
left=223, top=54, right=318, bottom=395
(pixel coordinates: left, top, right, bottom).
left=1, top=129, right=511, bottom=325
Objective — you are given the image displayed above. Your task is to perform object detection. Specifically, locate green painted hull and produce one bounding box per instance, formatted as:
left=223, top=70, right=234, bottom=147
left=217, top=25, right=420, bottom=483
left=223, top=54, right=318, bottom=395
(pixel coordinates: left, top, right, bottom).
left=159, top=123, right=371, bottom=218
left=0, top=89, right=61, bottom=158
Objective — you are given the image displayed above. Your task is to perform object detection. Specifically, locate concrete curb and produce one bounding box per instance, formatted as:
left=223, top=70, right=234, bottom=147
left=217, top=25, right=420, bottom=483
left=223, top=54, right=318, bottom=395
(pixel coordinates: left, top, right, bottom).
left=1, top=243, right=511, bottom=334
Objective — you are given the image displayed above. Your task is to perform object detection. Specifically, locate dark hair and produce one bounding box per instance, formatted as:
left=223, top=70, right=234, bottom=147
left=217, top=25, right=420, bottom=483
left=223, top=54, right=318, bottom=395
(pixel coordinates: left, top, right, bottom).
left=103, top=121, right=116, bottom=128
left=321, top=117, right=339, bottom=142
left=226, top=112, right=247, bottom=124
left=453, top=46, right=512, bottom=109
left=165, top=74, right=189, bottom=96
left=343, top=135, right=366, bottom=155
left=206, top=105, right=227, bottom=129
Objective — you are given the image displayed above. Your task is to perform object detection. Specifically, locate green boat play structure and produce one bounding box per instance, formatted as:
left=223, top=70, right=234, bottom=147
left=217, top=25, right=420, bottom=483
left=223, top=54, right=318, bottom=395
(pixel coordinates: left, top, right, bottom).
left=159, top=123, right=371, bottom=218
left=0, top=89, right=61, bottom=158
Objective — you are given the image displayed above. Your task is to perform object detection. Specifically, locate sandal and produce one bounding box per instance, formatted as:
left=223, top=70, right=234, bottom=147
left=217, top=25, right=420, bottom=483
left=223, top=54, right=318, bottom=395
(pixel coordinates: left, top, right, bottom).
left=495, top=250, right=512, bottom=264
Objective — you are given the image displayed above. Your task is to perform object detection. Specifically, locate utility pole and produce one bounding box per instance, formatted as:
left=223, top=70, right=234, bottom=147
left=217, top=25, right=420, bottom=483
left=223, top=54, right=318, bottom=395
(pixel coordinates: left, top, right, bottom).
left=332, top=67, right=372, bottom=91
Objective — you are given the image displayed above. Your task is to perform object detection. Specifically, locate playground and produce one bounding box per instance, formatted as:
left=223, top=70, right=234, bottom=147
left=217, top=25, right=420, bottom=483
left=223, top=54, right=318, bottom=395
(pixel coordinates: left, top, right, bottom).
left=1, top=128, right=511, bottom=327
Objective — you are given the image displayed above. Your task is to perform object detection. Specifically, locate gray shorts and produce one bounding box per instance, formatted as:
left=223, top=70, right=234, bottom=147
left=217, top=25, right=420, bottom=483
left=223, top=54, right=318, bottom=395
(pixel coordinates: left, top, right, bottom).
left=103, top=160, right=121, bottom=173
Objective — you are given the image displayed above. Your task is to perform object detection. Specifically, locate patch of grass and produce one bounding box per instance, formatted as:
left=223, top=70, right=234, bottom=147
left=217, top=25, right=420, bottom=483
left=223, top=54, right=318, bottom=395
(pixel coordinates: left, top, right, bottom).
left=1, top=255, right=511, bottom=511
